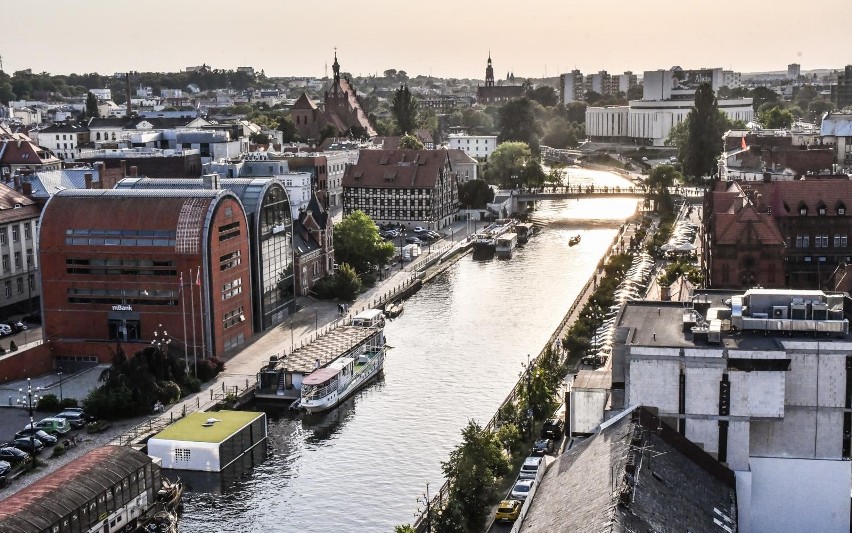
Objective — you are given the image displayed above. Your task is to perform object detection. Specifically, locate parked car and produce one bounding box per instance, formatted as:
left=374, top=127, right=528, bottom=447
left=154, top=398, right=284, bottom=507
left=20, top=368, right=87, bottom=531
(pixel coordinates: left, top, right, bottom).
left=0, top=324, right=11, bottom=336
left=405, top=236, right=422, bottom=245
left=494, top=499, right=522, bottom=522
left=541, top=418, right=564, bottom=441
left=413, top=226, right=426, bottom=232
left=531, top=438, right=554, bottom=456
left=11, top=321, right=26, bottom=332
left=27, top=417, right=70, bottom=435
left=0, top=460, right=11, bottom=478
left=0, top=446, right=30, bottom=465
left=510, top=479, right=535, bottom=501
left=518, top=455, right=543, bottom=479
left=54, top=410, right=92, bottom=429
left=8, top=437, right=43, bottom=454
left=15, top=428, right=58, bottom=446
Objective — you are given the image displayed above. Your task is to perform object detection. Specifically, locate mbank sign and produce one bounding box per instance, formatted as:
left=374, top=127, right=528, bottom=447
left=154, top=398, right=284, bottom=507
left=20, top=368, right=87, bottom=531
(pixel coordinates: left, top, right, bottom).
left=112, top=304, right=133, bottom=311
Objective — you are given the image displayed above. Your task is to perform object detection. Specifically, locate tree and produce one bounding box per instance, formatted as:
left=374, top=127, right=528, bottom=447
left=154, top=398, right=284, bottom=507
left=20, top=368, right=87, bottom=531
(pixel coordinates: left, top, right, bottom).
left=277, top=116, right=298, bottom=142
left=86, top=92, right=100, bottom=118
left=333, top=211, right=395, bottom=274
left=527, top=85, right=558, bottom=107
left=458, top=180, right=494, bottom=209
left=333, top=263, right=362, bottom=301
left=249, top=132, right=271, bottom=145
left=542, top=116, right=580, bottom=149
left=683, top=84, right=724, bottom=180
left=398, top=133, right=424, bottom=150
left=750, top=86, right=779, bottom=113
left=442, top=420, right=509, bottom=531
left=391, top=84, right=419, bottom=134
left=497, top=98, right=541, bottom=151
left=758, top=105, right=795, bottom=129
left=808, top=100, right=834, bottom=125
left=383, top=69, right=398, bottom=79
left=485, top=142, right=533, bottom=188
left=565, top=102, right=588, bottom=124
left=627, top=84, right=644, bottom=100
left=647, top=164, right=681, bottom=193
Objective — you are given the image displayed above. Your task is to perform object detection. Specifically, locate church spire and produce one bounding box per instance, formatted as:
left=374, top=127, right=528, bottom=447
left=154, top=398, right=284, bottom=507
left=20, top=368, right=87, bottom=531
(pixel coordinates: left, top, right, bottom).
left=332, top=48, right=340, bottom=81
left=485, top=51, right=494, bottom=87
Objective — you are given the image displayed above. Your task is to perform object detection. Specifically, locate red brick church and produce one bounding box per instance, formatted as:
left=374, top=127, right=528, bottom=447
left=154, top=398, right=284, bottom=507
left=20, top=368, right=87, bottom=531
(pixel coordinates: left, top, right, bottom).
left=292, top=53, right=376, bottom=141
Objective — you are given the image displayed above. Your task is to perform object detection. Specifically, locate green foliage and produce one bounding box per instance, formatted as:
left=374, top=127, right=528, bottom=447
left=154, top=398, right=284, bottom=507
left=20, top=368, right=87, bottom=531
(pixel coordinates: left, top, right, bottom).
left=496, top=421, right=524, bottom=455
left=333, top=211, right=396, bottom=273
left=398, top=133, right=424, bottom=150
left=659, top=259, right=703, bottom=286
left=312, top=264, right=363, bottom=301
left=433, top=498, right=466, bottom=533
left=442, top=420, right=509, bottom=531
left=497, top=98, right=542, bottom=151
left=394, top=526, right=416, bottom=533
left=277, top=116, right=298, bottom=142
left=542, top=116, right=583, bottom=149
left=647, top=164, right=681, bottom=192
left=160, top=381, right=182, bottom=403
left=59, top=397, right=79, bottom=409
left=683, top=84, right=724, bottom=180
left=448, top=108, right=495, bottom=135
left=86, top=92, right=100, bottom=118
left=36, top=394, right=60, bottom=412
left=196, top=357, right=225, bottom=382
left=527, top=85, right=558, bottom=107
left=249, top=132, right=271, bottom=145
left=457, top=180, right=495, bottom=209
left=392, top=84, right=420, bottom=134
left=564, top=102, right=587, bottom=123
left=485, top=142, right=534, bottom=188
left=84, top=382, right=135, bottom=420
left=750, top=86, right=779, bottom=113
left=758, top=105, right=795, bottom=129
left=51, top=444, right=66, bottom=458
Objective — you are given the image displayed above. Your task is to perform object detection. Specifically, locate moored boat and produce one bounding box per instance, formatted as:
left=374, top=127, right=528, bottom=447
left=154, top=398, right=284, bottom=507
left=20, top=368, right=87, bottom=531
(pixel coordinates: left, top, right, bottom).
left=495, top=233, right=518, bottom=258
left=569, top=234, right=581, bottom=246
left=384, top=300, right=404, bottom=318
left=300, top=309, right=386, bottom=414
left=515, top=222, right=535, bottom=244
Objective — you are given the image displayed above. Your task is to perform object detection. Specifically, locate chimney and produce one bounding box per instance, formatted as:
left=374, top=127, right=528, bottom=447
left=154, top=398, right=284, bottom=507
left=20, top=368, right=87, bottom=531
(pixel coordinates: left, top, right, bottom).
left=13, top=175, right=20, bottom=190
left=21, top=182, right=32, bottom=197
left=95, top=162, right=105, bottom=174
left=129, top=166, right=138, bottom=177
left=120, top=160, right=126, bottom=177
left=84, top=173, right=93, bottom=189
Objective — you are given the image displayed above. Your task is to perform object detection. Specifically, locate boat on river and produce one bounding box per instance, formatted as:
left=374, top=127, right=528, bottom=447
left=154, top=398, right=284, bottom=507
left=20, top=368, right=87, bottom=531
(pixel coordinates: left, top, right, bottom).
left=515, top=223, right=535, bottom=244
left=384, top=300, right=404, bottom=318
left=495, top=233, right=518, bottom=258
left=300, top=309, right=386, bottom=414
left=569, top=234, right=581, bottom=246
left=473, top=219, right=516, bottom=253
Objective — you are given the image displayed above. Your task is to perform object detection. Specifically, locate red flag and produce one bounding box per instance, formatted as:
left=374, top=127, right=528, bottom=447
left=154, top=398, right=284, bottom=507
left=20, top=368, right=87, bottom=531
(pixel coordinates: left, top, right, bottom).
left=741, top=134, right=747, bottom=150
left=196, top=268, right=201, bottom=286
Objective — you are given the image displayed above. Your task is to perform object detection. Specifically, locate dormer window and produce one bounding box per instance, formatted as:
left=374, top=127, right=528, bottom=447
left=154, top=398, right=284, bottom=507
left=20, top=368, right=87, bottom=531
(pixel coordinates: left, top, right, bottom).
left=798, top=202, right=808, bottom=216
left=837, top=201, right=846, bottom=215
left=818, top=204, right=827, bottom=216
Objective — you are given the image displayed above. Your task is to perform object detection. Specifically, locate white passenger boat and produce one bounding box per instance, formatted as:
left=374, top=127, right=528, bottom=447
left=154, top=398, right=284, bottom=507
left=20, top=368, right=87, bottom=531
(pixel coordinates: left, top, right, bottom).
left=300, top=309, right=386, bottom=414
left=495, top=233, right=518, bottom=258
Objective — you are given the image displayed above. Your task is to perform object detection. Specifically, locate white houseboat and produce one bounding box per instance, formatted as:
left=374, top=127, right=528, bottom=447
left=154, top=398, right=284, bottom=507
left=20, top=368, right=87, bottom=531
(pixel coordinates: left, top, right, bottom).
left=300, top=309, right=386, bottom=413
left=495, top=233, right=518, bottom=258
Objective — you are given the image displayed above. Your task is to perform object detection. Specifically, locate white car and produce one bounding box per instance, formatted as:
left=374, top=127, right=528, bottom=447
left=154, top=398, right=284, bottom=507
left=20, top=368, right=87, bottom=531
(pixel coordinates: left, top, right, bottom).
left=0, top=324, right=11, bottom=336
left=413, top=226, right=426, bottom=233
left=511, top=479, right=535, bottom=500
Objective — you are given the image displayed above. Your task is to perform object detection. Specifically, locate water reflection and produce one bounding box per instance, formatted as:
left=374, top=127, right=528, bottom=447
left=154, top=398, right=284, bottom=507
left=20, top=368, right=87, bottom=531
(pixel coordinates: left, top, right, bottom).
left=181, top=171, right=637, bottom=533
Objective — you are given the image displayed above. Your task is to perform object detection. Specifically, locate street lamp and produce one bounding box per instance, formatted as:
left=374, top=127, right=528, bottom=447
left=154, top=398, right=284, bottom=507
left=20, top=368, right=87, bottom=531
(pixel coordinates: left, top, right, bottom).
left=17, top=378, right=41, bottom=471
left=57, top=370, right=63, bottom=402
left=416, top=483, right=432, bottom=532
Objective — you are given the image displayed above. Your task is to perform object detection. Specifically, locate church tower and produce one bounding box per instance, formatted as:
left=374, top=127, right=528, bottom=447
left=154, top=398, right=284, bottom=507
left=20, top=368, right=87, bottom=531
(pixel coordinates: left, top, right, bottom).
left=485, top=52, right=494, bottom=87
left=332, top=50, right=341, bottom=94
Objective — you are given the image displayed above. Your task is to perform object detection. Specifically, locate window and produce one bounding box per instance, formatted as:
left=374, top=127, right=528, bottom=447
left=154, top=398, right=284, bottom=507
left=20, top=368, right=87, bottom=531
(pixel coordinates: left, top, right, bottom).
left=218, top=221, right=240, bottom=242
left=219, top=250, right=241, bottom=271
left=24, top=223, right=31, bottom=239
left=14, top=251, right=20, bottom=268
left=799, top=206, right=807, bottom=215
left=108, top=319, right=140, bottom=340
left=11, top=226, right=18, bottom=243
left=28, top=274, right=34, bottom=291
left=26, top=249, right=32, bottom=266
left=221, top=278, right=242, bottom=300
left=223, top=306, right=244, bottom=329
left=4, top=281, right=10, bottom=298
left=174, top=448, right=191, bottom=462
left=16, top=278, right=22, bottom=294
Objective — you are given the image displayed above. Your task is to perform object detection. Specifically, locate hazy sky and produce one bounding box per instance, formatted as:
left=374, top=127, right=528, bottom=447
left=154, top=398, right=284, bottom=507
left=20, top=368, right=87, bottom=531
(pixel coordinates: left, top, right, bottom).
left=5, top=0, right=851, bottom=79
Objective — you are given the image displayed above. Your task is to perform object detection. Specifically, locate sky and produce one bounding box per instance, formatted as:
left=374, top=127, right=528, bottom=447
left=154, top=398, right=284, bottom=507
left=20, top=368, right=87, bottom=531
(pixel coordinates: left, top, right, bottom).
left=5, top=0, right=852, bottom=80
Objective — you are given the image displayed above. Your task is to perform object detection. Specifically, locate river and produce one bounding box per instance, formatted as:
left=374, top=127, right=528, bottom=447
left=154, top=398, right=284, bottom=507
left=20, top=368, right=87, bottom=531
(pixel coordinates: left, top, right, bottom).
left=179, top=168, right=637, bottom=532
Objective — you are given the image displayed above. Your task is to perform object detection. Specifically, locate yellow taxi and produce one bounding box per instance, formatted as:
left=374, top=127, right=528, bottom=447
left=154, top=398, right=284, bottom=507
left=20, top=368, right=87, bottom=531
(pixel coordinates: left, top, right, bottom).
left=495, top=499, right=522, bottom=522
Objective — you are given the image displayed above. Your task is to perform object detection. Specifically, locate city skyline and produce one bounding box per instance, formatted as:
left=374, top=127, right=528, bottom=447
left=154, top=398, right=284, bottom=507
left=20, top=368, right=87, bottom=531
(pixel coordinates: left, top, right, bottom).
left=5, top=0, right=852, bottom=81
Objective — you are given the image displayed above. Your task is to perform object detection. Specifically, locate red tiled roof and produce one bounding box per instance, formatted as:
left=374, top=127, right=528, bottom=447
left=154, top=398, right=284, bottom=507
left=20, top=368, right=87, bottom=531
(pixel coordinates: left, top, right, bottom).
left=715, top=203, right=785, bottom=246
left=752, top=178, right=852, bottom=217
left=343, top=150, right=449, bottom=189
left=1, top=137, right=60, bottom=166
left=292, top=92, right=317, bottom=110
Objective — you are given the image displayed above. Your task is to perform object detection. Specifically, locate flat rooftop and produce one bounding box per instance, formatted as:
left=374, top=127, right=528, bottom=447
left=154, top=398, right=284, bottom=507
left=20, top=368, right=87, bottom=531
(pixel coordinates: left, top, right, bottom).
left=152, top=411, right=263, bottom=443
left=273, top=324, right=380, bottom=373
left=573, top=369, right=611, bottom=390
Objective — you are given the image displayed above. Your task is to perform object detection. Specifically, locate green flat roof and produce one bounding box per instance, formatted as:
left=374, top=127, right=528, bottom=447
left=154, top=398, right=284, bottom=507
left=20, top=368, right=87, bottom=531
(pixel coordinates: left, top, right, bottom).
left=152, top=411, right=264, bottom=444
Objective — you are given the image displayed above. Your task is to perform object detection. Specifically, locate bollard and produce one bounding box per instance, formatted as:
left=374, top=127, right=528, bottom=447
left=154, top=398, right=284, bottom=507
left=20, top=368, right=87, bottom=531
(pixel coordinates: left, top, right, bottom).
left=211, top=390, right=214, bottom=400
left=222, top=383, right=225, bottom=393
left=197, top=397, right=200, bottom=408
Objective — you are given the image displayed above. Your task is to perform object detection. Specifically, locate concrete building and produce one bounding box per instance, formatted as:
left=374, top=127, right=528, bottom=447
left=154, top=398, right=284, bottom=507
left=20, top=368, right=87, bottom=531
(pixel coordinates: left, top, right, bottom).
left=447, top=133, right=497, bottom=161
left=608, top=290, right=852, bottom=533
left=821, top=112, right=852, bottom=170
left=722, top=70, right=742, bottom=88
left=77, top=147, right=203, bottom=178
left=719, top=127, right=833, bottom=182
left=788, top=63, right=801, bottom=80
left=34, top=122, right=90, bottom=161
left=586, top=67, right=753, bottom=147
left=559, top=70, right=585, bottom=104
left=834, top=66, right=852, bottom=109
left=0, top=183, right=41, bottom=318
left=445, top=149, right=478, bottom=182
left=39, top=188, right=254, bottom=362
left=342, top=149, right=459, bottom=230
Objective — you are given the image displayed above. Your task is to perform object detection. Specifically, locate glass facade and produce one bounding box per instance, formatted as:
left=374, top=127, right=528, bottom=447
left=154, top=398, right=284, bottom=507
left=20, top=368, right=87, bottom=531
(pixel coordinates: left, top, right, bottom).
left=258, top=184, right=295, bottom=329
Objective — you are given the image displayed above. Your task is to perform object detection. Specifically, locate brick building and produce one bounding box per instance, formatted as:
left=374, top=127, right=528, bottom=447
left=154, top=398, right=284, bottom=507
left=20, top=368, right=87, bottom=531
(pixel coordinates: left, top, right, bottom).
left=293, top=194, right=334, bottom=296
left=342, top=149, right=459, bottom=230
left=39, top=189, right=254, bottom=364
left=706, top=178, right=852, bottom=291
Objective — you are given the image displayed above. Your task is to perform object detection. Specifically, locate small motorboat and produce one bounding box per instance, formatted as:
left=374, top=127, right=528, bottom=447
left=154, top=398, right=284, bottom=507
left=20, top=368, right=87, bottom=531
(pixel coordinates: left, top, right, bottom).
left=384, top=300, right=404, bottom=319
left=569, top=235, right=581, bottom=246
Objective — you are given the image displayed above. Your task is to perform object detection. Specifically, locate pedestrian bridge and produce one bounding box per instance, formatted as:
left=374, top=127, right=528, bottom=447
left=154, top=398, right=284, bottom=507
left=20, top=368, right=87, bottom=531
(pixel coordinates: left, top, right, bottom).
left=516, top=185, right=646, bottom=201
